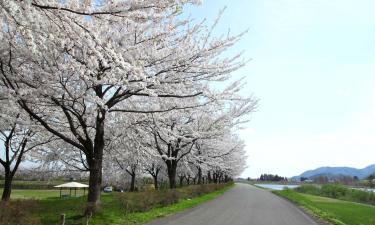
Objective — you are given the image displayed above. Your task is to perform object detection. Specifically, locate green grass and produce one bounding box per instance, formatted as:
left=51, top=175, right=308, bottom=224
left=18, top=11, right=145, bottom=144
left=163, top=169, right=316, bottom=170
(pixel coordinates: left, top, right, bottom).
left=38, top=193, right=117, bottom=225
left=0, top=180, right=79, bottom=189
left=2, top=184, right=233, bottom=225
left=274, top=189, right=375, bottom=225
left=4, top=189, right=86, bottom=199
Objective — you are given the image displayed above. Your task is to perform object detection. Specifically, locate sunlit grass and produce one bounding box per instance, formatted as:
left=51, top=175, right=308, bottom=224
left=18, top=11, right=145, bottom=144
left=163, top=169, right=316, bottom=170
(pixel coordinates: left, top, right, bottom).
left=8, top=189, right=86, bottom=199
left=274, top=189, right=375, bottom=225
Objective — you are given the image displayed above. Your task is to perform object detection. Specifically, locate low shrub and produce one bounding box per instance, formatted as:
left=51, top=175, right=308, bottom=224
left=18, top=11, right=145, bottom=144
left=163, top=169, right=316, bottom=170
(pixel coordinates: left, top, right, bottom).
left=116, top=183, right=230, bottom=213
left=295, top=184, right=321, bottom=195
left=116, top=189, right=181, bottom=212
left=178, top=183, right=228, bottom=199
left=343, top=189, right=375, bottom=205
left=0, top=200, right=40, bottom=225
left=295, top=183, right=375, bottom=205
left=160, top=189, right=180, bottom=206
left=117, top=191, right=154, bottom=212
left=321, top=184, right=348, bottom=199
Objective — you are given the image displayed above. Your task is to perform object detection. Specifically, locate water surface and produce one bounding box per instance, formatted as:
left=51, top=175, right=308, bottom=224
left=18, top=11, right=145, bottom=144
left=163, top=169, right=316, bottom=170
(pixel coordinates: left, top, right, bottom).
left=352, top=187, right=375, bottom=193
left=254, top=184, right=300, bottom=190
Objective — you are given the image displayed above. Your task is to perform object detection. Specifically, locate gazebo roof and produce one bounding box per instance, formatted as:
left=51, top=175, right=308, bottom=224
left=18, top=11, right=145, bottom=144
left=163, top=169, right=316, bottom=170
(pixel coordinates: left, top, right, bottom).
left=54, top=182, right=89, bottom=188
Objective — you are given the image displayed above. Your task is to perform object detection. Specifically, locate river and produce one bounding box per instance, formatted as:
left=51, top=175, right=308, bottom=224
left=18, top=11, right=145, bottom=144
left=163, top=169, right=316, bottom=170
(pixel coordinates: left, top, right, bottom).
left=254, top=184, right=300, bottom=190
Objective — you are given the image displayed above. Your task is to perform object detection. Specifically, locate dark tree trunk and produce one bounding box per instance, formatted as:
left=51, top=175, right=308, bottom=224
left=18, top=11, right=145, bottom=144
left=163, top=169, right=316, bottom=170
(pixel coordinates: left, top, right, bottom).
left=1, top=169, right=12, bottom=201
left=197, top=167, right=202, bottom=185
left=212, top=172, right=218, bottom=184
left=87, top=160, right=102, bottom=210
left=130, top=173, right=136, bottom=192
left=1, top=131, right=26, bottom=202
left=167, top=161, right=177, bottom=189
left=179, top=176, right=184, bottom=187
left=207, top=171, right=212, bottom=183
left=153, top=175, right=159, bottom=190
left=147, top=165, right=159, bottom=190
left=86, top=113, right=105, bottom=215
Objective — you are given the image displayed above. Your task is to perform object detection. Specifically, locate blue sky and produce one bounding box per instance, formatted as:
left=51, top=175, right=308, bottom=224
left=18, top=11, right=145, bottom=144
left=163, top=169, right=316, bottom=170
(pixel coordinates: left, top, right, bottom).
left=186, top=0, right=375, bottom=178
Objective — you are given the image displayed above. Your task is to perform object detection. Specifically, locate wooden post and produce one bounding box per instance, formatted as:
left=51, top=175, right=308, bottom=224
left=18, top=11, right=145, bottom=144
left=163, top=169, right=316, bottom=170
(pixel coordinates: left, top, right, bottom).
left=83, top=187, right=85, bottom=196
left=60, top=187, right=62, bottom=198
left=69, top=188, right=72, bottom=196
left=59, top=214, right=65, bottom=225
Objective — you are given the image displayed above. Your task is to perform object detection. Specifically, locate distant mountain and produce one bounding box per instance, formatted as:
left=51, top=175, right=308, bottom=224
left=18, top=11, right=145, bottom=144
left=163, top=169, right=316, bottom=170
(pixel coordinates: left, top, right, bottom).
left=292, top=164, right=375, bottom=180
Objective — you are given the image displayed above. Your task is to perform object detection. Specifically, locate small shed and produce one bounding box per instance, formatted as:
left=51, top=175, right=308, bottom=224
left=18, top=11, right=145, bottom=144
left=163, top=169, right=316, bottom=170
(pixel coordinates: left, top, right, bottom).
left=54, top=182, right=89, bottom=198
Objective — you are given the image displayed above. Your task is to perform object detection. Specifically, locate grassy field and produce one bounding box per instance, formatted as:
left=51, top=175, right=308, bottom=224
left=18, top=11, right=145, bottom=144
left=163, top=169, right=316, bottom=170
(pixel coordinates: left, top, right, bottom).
left=0, top=180, right=77, bottom=189
left=274, top=189, right=375, bottom=225
left=1, top=184, right=233, bottom=225
left=4, top=189, right=86, bottom=199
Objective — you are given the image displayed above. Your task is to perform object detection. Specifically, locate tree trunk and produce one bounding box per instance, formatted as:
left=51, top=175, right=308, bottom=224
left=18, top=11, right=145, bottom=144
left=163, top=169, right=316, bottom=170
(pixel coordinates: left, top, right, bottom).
left=212, top=172, right=218, bottom=184
left=207, top=171, right=212, bottom=183
left=86, top=113, right=105, bottom=215
left=153, top=175, right=158, bottom=190
left=87, top=161, right=102, bottom=211
left=179, top=176, right=184, bottom=187
left=1, top=169, right=12, bottom=201
left=167, top=161, right=177, bottom=189
left=197, top=168, right=202, bottom=185
left=130, top=174, right=136, bottom=192
left=217, top=173, right=222, bottom=183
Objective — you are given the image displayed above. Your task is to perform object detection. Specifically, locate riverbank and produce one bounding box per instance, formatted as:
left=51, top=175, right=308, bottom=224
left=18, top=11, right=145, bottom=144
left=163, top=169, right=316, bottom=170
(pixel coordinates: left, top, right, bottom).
left=294, top=184, right=375, bottom=205
left=274, top=189, right=375, bottom=225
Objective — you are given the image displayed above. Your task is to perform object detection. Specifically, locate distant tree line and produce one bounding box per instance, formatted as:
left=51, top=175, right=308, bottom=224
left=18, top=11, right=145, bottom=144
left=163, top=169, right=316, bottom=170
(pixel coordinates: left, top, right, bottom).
left=362, top=174, right=375, bottom=188
left=259, top=174, right=288, bottom=182
left=367, top=174, right=375, bottom=180
left=303, top=175, right=365, bottom=185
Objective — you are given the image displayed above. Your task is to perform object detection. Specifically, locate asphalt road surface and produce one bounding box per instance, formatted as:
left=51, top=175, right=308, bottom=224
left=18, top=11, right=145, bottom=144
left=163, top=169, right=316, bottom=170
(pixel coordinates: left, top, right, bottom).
left=146, top=183, right=318, bottom=225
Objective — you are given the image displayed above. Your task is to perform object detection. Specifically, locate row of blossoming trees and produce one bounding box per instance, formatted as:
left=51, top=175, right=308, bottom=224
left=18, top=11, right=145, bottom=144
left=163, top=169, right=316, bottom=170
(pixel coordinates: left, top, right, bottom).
left=0, top=0, right=257, bottom=213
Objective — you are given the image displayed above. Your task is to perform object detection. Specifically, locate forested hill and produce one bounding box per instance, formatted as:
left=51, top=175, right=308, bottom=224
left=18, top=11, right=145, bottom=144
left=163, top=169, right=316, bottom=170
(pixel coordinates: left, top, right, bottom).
left=292, top=164, right=375, bottom=180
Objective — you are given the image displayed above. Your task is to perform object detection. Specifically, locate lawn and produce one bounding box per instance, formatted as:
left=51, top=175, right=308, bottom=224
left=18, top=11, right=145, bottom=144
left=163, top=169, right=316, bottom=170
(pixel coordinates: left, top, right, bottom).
left=0, top=180, right=73, bottom=189
left=5, top=189, right=86, bottom=199
left=1, top=184, right=233, bottom=225
left=274, top=189, right=375, bottom=225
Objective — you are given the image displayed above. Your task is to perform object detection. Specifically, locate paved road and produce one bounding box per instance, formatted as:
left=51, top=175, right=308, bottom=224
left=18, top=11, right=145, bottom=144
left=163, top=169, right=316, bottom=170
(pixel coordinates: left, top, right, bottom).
left=146, top=183, right=318, bottom=225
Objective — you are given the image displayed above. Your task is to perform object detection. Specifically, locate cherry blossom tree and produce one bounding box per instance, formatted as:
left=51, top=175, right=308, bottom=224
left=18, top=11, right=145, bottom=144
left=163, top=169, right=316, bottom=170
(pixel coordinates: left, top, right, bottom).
left=109, top=133, right=146, bottom=192
left=143, top=153, right=165, bottom=190
left=143, top=90, right=255, bottom=188
left=205, top=134, right=247, bottom=183
left=0, top=100, right=53, bottom=201
left=0, top=0, right=253, bottom=211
